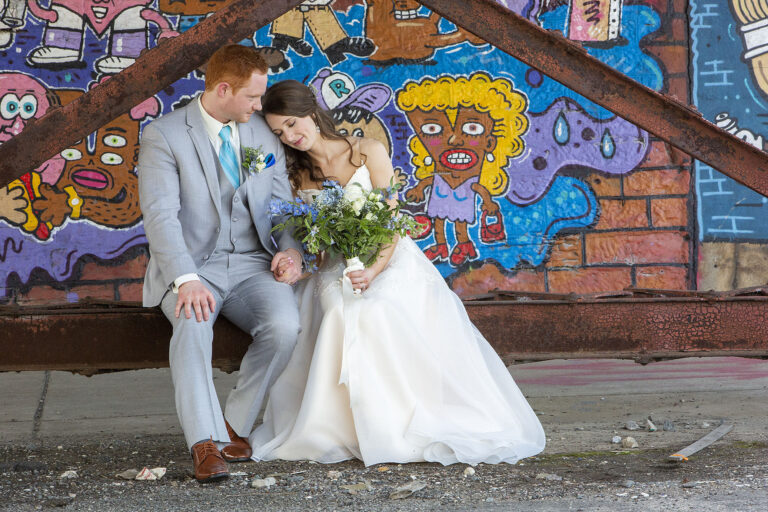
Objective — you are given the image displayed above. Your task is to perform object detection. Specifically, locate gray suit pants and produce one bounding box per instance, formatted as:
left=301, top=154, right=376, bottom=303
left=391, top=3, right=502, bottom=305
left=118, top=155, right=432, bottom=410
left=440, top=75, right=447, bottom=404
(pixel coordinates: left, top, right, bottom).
left=160, top=258, right=299, bottom=449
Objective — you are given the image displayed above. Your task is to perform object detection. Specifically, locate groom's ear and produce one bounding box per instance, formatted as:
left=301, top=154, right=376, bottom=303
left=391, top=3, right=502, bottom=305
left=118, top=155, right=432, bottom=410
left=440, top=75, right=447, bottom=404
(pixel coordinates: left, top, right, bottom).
left=215, top=82, right=231, bottom=98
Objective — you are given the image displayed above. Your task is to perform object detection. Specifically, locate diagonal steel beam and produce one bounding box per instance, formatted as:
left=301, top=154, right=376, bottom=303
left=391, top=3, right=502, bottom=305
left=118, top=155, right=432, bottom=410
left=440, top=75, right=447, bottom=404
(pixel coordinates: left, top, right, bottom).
left=0, top=0, right=304, bottom=187
left=419, top=0, right=768, bottom=197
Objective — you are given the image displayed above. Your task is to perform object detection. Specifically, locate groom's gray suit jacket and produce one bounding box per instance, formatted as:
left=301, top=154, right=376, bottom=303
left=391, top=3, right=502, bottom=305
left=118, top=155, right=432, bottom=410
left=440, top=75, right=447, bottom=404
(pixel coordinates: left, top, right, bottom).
left=138, top=99, right=301, bottom=307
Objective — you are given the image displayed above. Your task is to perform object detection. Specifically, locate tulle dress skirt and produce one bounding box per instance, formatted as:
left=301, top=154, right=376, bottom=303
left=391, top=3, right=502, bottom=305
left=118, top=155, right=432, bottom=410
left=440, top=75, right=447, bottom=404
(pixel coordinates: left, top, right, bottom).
left=248, top=235, right=546, bottom=466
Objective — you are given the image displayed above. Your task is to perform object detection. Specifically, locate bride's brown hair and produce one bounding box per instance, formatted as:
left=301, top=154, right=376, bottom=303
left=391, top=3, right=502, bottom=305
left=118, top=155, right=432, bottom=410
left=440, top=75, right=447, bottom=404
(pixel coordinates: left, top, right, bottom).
left=262, top=80, right=364, bottom=190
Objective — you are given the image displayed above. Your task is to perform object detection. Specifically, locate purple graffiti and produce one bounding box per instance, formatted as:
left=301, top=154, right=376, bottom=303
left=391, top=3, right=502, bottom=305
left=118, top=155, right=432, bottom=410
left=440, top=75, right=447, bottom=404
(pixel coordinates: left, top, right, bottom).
left=506, top=98, right=649, bottom=205
left=0, top=222, right=146, bottom=292
left=495, top=0, right=541, bottom=21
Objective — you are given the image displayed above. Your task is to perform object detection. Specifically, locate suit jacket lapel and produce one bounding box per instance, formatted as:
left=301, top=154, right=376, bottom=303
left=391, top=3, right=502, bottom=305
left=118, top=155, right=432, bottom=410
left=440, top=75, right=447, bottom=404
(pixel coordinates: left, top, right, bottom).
left=186, top=100, right=222, bottom=216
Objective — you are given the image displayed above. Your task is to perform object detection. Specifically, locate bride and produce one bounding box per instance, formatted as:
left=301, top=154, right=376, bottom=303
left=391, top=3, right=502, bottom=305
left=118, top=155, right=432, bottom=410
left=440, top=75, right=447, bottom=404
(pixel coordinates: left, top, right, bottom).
left=248, top=80, right=545, bottom=466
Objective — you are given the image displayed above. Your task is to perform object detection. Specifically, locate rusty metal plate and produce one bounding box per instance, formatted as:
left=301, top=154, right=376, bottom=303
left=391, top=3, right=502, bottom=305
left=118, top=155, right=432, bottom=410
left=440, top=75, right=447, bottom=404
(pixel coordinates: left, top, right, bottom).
left=2, top=294, right=766, bottom=374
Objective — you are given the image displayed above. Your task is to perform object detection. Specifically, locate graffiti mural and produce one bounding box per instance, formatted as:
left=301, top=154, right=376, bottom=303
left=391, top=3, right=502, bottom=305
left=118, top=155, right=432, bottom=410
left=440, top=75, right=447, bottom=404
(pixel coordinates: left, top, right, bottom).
left=2, top=0, right=699, bottom=304
left=691, top=0, right=768, bottom=289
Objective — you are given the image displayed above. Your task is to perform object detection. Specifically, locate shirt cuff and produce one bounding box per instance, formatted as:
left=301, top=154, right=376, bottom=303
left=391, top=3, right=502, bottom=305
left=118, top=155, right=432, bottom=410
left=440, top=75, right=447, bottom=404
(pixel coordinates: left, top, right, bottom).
left=172, top=273, right=199, bottom=293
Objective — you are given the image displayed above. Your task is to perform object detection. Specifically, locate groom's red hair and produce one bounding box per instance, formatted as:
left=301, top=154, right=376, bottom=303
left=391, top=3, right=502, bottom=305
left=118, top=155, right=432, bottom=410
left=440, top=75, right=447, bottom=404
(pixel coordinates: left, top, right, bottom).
left=205, top=45, right=268, bottom=93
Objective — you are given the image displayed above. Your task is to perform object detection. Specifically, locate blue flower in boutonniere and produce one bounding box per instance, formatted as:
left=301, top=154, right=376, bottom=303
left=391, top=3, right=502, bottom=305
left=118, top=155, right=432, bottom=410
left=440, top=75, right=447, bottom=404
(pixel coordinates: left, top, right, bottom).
left=242, top=146, right=276, bottom=175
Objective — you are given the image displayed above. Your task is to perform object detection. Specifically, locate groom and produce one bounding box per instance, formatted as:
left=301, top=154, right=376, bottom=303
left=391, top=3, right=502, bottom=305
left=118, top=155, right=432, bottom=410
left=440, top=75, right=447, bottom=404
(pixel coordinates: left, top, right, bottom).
left=138, top=45, right=303, bottom=482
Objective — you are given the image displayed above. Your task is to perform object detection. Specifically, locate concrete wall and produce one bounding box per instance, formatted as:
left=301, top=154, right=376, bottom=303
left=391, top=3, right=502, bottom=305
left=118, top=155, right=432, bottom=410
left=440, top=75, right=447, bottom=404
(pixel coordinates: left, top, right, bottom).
left=0, top=0, right=755, bottom=306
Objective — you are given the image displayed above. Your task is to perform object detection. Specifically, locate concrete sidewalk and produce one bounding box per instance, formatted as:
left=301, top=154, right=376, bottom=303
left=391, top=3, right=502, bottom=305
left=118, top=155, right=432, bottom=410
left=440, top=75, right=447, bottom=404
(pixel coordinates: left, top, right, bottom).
left=3, top=356, right=767, bottom=453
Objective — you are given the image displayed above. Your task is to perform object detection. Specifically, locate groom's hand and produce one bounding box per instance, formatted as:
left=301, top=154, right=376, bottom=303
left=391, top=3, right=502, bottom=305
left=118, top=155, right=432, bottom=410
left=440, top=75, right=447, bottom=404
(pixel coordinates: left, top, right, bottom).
left=271, top=249, right=302, bottom=285
left=176, top=281, right=216, bottom=322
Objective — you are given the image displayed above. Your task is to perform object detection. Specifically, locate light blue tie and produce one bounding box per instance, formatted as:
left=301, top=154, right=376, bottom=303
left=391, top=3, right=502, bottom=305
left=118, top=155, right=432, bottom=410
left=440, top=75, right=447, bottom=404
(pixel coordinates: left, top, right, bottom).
left=218, top=125, right=240, bottom=188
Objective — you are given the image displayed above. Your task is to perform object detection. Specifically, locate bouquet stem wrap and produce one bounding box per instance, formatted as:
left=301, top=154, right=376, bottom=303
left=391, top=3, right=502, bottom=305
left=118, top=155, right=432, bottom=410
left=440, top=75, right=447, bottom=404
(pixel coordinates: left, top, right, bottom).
left=342, top=256, right=365, bottom=296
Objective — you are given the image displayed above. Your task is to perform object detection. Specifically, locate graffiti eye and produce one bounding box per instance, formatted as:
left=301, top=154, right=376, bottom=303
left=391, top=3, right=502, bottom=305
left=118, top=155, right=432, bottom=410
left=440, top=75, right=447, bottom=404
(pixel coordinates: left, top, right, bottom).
left=103, top=134, right=127, bottom=147
left=0, top=94, right=20, bottom=120
left=420, top=123, right=442, bottom=135
left=60, top=148, right=82, bottom=161
left=338, top=128, right=349, bottom=136
left=352, top=128, right=364, bottom=137
left=462, top=122, right=485, bottom=135
left=18, top=95, right=38, bottom=120
left=101, top=152, right=124, bottom=165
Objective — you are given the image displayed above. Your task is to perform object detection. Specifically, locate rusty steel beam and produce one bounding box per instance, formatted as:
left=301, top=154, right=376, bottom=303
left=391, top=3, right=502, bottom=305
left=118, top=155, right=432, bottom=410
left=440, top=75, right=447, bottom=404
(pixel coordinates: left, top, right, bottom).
left=2, top=297, right=766, bottom=374
left=420, top=0, right=768, bottom=197
left=0, top=0, right=304, bottom=188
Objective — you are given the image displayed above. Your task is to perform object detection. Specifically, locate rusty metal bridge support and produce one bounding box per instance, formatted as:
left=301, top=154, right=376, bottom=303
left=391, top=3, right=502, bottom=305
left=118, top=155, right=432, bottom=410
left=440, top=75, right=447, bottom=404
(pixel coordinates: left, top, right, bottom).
left=2, top=289, right=768, bottom=374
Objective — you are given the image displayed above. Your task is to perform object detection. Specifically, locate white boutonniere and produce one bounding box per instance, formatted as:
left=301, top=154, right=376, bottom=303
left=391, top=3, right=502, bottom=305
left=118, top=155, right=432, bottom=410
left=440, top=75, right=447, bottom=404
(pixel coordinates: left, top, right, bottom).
left=242, top=146, right=275, bottom=175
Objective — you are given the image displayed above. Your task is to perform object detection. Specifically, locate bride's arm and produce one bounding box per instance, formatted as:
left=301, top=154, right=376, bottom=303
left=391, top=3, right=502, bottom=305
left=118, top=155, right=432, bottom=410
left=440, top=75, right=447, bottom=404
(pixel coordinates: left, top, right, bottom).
left=346, top=140, right=401, bottom=290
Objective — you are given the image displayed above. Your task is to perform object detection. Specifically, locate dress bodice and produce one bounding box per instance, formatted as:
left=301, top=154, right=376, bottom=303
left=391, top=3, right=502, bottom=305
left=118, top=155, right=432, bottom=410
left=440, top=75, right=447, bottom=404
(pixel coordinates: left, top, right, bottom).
left=296, top=165, right=372, bottom=203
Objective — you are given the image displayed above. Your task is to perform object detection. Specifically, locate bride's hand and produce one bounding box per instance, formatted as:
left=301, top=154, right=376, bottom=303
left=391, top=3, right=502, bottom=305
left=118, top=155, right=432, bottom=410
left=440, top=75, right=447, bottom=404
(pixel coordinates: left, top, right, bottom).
left=346, top=267, right=379, bottom=293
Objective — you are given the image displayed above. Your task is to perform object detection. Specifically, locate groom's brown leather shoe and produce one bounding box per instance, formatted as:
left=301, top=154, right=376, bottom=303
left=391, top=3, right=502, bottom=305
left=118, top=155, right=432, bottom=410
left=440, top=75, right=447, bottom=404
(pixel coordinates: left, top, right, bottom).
left=220, top=421, right=252, bottom=462
left=191, top=439, right=229, bottom=483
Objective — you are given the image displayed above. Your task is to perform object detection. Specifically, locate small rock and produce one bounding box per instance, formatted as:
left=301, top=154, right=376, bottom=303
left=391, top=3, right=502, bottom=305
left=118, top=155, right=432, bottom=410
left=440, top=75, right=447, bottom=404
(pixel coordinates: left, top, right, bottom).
left=462, top=467, right=476, bottom=478
left=621, top=437, right=639, bottom=449
left=59, top=470, right=78, bottom=479
left=377, top=466, right=390, bottom=472
left=535, top=472, right=563, bottom=481
left=327, top=470, right=342, bottom=480
left=702, top=422, right=711, bottom=428
left=682, top=482, right=698, bottom=488
left=621, top=480, right=635, bottom=488
left=251, top=476, right=277, bottom=488
left=342, top=480, right=373, bottom=495
left=663, top=420, right=676, bottom=432
left=625, top=421, right=641, bottom=431
left=115, top=469, right=139, bottom=480
left=574, top=427, right=585, bottom=431
left=389, top=480, right=426, bottom=499
left=611, top=436, right=622, bottom=444
left=647, top=419, right=657, bottom=432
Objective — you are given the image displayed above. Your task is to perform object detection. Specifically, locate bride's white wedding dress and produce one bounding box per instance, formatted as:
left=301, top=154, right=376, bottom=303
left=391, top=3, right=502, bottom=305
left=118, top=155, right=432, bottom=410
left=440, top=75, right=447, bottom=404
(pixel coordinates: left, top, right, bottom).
left=249, top=165, right=545, bottom=466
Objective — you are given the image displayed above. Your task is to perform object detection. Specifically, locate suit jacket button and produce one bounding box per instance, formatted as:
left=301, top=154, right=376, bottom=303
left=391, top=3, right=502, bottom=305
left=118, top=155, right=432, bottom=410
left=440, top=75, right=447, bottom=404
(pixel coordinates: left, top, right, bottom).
left=203, top=254, right=209, bottom=260
left=234, top=197, right=239, bottom=202
left=232, top=217, right=238, bottom=223
left=215, top=227, right=220, bottom=233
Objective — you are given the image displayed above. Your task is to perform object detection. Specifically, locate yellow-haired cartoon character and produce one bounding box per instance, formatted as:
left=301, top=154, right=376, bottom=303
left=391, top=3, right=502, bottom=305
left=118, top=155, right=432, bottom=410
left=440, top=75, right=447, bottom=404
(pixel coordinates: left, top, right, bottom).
left=397, top=72, right=528, bottom=266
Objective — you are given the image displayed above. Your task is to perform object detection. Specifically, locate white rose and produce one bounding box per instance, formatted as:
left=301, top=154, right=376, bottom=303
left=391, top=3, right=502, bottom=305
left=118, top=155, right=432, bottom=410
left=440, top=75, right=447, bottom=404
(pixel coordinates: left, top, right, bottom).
left=351, top=197, right=366, bottom=215
left=343, top=184, right=365, bottom=202
left=364, top=212, right=375, bottom=220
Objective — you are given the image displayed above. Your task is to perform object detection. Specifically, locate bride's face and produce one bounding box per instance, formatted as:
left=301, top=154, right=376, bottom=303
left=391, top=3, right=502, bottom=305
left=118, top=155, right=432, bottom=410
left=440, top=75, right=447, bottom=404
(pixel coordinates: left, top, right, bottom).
left=265, top=113, right=318, bottom=152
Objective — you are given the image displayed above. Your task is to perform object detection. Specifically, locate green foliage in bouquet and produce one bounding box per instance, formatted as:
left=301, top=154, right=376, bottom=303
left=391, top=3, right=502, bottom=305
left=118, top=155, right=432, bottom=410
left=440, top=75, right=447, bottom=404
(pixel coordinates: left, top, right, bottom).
left=269, top=180, right=422, bottom=268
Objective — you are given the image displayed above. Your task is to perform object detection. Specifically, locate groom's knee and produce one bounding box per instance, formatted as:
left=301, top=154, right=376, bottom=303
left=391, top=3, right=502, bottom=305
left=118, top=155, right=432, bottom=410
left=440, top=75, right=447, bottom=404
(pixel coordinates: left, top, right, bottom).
left=255, top=315, right=299, bottom=357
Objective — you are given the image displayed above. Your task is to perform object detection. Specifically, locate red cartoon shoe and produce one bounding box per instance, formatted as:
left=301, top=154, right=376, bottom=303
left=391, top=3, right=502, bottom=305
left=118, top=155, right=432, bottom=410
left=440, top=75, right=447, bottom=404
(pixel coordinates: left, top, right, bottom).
left=450, top=241, right=478, bottom=266
left=408, top=214, right=432, bottom=240
left=480, top=211, right=506, bottom=243
left=423, top=243, right=449, bottom=262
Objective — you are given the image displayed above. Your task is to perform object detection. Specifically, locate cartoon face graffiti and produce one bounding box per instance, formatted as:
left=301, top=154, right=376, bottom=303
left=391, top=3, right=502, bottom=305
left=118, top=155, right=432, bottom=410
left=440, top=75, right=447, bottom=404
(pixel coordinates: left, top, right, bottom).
left=405, top=107, right=496, bottom=187
left=0, top=73, right=54, bottom=144
left=310, top=68, right=393, bottom=153
left=30, top=88, right=159, bottom=229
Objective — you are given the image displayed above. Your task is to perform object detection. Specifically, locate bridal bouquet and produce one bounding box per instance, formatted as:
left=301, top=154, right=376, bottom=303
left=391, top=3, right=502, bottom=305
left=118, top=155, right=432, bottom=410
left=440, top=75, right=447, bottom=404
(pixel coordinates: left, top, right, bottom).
left=269, top=180, right=420, bottom=272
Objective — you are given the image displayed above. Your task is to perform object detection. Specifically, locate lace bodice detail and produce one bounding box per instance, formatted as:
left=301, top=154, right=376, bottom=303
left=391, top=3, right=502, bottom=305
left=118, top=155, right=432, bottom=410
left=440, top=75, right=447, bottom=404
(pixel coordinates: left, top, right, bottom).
left=295, top=165, right=373, bottom=203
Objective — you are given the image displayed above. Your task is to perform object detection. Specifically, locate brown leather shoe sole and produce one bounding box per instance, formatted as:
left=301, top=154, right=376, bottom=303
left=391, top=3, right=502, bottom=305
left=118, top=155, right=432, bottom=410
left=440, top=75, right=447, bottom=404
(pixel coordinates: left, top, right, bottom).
left=221, top=421, right=252, bottom=462
left=196, top=470, right=229, bottom=483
